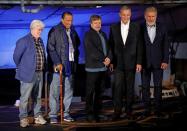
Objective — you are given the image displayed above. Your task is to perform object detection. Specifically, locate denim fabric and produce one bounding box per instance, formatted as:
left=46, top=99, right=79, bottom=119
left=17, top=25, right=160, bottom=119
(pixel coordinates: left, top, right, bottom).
left=49, top=73, right=60, bottom=118
left=19, top=72, right=43, bottom=119
left=49, top=73, right=73, bottom=118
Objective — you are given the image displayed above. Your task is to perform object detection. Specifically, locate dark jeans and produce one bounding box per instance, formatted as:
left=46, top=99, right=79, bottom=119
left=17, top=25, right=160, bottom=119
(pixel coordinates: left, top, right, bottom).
left=85, top=71, right=106, bottom=116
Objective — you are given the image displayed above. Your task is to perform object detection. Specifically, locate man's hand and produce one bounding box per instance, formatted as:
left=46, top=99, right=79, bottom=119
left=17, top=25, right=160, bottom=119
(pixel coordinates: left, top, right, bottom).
left=161, top=63, right=168, bottom=70
left=136, top=64, right=142, bottom=72
left=54, top=64, right=63, bottom=72
left=109, top=64, right=114, bottom=72
left=103, top=57, right=111, bottom=67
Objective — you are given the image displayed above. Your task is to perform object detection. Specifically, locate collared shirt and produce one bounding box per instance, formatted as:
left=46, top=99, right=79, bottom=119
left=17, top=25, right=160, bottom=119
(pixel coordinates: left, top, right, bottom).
left=147, top=23, right=156, bottom=43
left=33, top=37, right=44, bottom=71
left=66, top=29, right=74, bottom=62
left=98, top=32, right=107, bottom=56
left=121, top=20, right=130, bottom=46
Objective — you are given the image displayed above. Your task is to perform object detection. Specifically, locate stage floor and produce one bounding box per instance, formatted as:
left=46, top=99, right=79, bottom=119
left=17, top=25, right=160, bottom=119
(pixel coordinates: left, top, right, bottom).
left=0, top=97, right=187, bottom=131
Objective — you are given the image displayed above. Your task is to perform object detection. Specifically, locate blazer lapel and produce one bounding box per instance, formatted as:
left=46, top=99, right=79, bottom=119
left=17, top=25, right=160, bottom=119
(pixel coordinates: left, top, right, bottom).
left=117, top=23, right=127, bottom=47
left=124, top=22, right=132, bottom=47
left=153, top=23, right=159, bottom=44
left=91, top=30, right=105, bottom=54
left=144, top=24, right=152, bottom=44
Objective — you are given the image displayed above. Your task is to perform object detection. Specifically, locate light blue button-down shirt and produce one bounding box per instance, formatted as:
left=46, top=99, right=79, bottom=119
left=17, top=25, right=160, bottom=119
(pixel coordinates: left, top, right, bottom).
left=147, top=24, right=156, bottom=43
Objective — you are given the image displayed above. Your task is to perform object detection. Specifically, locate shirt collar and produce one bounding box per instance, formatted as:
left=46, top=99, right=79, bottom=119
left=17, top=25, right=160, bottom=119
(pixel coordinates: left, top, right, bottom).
left=121, top=20, right=130, bottom=28
left=32, top=35, right=41, bottom=43
left=66, top=28, right=71, bottom=32
left=146, top=23, right=156, bottom=28
left=61, top=22, right=74, bottom=32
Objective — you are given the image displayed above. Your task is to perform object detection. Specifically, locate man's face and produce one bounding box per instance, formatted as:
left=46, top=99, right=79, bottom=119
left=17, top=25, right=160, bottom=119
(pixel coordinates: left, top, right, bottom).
left=145, top=11, right=157, bottom=26
left=62, top=14, right=73, bottom=29
left=31, top=27, right=43, bottom=39
left=91, top=19, right=101, bottom=32
left=119, top=9, right=131, bottom=24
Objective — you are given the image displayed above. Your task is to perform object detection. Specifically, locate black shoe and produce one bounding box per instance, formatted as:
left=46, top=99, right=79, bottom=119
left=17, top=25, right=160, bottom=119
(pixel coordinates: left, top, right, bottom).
left=154, top=112, right=166, bottom=118
left=111, top=113, right=121, bottom=121
left=136, top=112, right=150, bottom=121
left=125, top=112, right=135, bottom=120
left=95, top=115, right=100, bottom=122
left=143, top=111, right=151, bottom=116
left=87, top=115, right=96, bottom=122
left=125, top=115, right=134, bottom=120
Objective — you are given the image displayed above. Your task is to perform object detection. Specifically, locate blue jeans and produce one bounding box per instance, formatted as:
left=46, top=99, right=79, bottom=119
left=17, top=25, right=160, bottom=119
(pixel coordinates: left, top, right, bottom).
left=19, top=71, right=43, bottom=120
left=49, top=73, right=73, bottom=118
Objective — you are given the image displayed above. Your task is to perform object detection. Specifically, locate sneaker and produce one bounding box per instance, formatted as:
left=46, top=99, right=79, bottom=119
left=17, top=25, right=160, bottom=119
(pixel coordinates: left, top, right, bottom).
left=64, top=115, right=74, bottom=122
left=14, top=99, right=20, bottom=107
left=20, top=118, right=29, bottom=128
left=34, top=115, right=47, bottom=125
left=50, top=117, right=58, bottom=124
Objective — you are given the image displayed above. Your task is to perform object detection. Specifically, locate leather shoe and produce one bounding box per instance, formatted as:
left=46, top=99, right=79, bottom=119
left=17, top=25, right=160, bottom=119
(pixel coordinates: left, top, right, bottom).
left=111, top=113, right=121, bottom=121
left=87, top=115, right=96, bottom=122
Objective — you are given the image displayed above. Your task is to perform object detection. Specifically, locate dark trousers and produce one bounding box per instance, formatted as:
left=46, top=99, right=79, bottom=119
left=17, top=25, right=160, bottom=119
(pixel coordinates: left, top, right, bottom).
left=141, top=68, right=163, bottom=113
left=85, top=71, right=106, bottom=116
left=113, top=69, right=135, bottom=115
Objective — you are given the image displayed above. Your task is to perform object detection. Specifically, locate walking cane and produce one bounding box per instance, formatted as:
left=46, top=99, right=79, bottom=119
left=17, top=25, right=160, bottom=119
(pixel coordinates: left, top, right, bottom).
left=59, top=69, right=64, bottom=123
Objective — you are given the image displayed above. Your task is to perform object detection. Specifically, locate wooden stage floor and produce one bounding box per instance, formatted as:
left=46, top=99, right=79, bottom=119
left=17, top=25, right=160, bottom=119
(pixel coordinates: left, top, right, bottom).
left=0, top=97, right=187, bottom=131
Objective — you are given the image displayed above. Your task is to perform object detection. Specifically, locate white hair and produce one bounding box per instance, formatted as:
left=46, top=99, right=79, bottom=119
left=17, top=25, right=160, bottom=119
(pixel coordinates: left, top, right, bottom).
left=30, top=19, right=45, bottom=30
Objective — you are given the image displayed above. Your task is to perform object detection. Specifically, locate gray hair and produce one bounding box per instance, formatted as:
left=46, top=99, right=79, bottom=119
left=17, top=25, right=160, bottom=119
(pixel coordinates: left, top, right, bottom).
left=145, top=6, right=157, bottom=14
left=120, top=5, right=131, bottom=12
left=30, top=19, right=45, bottom=30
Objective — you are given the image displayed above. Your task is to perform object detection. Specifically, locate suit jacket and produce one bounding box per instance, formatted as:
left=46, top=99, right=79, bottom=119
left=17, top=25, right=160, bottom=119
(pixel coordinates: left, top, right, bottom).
left=141, top=22, right=169, bottom=69
left=13, top=33, right=46, bottom=82
left=84, top=28, right=112, bottom=69
left=109, top=22, right=143, bottom=70
left=47, top=23, right=80, bottom=73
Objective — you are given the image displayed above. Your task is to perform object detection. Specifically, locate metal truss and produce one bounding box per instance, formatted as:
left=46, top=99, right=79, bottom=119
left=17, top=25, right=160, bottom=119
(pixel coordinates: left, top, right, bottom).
left=0, top=0, right=187, bottom=5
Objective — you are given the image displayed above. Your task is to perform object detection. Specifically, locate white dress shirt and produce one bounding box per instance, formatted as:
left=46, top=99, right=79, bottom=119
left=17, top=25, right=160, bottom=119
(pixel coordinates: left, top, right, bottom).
left=121, top=21, right=130, bottom=46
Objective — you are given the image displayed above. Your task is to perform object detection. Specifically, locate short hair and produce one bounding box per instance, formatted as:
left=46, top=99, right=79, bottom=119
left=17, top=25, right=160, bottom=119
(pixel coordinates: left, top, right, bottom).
left=30, top=20, right=45, bottom=30
left=120, top=5, right=131, bottom=12
left=90, top=15, right=101, bottom=23
left=145, top=6, right=157, bottom=14
left=61, top=11, right=73, bottom=19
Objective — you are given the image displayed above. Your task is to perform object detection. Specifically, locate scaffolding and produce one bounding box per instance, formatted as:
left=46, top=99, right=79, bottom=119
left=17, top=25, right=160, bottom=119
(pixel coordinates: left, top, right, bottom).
left=0, top=0, right=186, bottom=5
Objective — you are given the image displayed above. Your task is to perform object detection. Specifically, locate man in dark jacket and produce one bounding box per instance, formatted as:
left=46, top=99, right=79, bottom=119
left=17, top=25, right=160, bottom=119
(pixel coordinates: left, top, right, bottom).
left=84, top=15, right=112, bottom=122
left=141, top=6, right=169, bottom=117
left=47, top=11, right=80, bottom=123
left=109, top=5, right=143, bottom=120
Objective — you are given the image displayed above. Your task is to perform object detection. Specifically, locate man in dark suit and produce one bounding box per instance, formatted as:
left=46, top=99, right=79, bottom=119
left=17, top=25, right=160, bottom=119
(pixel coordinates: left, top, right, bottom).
left=109, top=5, right=143, bottom=120
left=141, top=7, right=169, bottom=117
left=84, top=15, right=112, bottom=122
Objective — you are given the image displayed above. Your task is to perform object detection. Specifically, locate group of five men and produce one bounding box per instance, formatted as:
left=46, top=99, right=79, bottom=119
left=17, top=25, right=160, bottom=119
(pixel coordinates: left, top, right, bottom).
left=13, top=5, right=169, bottom=127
